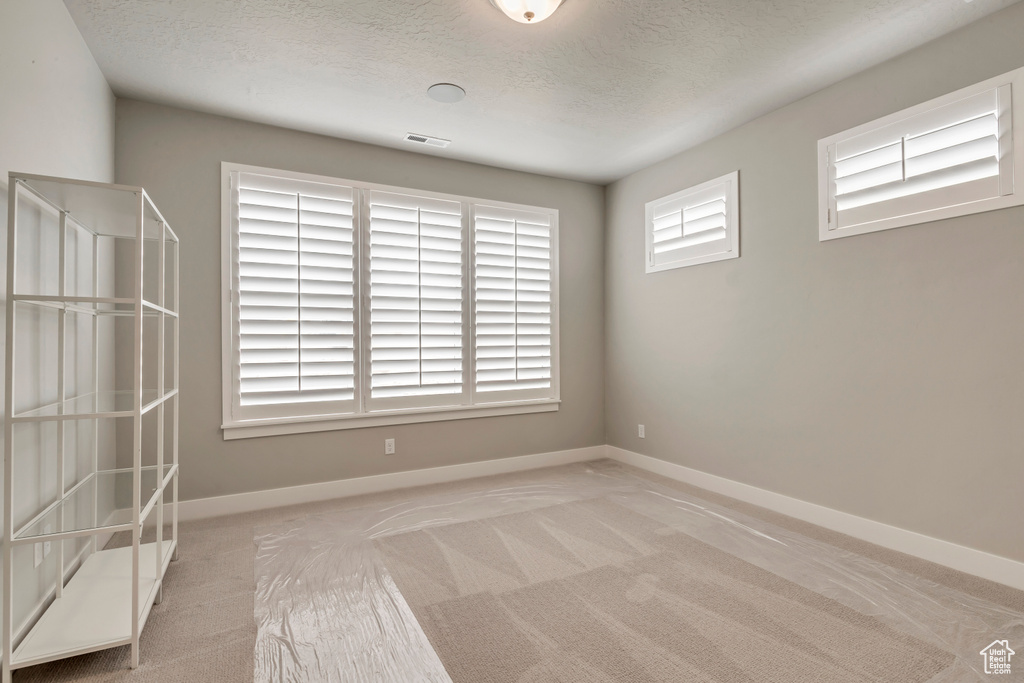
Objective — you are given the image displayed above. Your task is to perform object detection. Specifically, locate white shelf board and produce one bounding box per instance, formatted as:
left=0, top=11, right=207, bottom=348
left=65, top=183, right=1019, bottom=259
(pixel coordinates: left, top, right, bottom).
left=11, top=295, right=178, bottom=318
left=12, top=389, right=175, bottom=422
left=14, top=465, right=175, bottom=542
left=11, top=540, right=175, bottom=670
left=11, top=173, right=166, bottom=239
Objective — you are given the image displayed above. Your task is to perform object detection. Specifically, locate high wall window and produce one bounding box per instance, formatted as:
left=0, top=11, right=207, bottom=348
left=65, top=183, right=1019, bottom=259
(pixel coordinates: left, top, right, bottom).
left=645, top=171, right=740, bottom=273
left=818, top=66, right=1024, bottom=241
left=221, top=163, right=559, bottom=439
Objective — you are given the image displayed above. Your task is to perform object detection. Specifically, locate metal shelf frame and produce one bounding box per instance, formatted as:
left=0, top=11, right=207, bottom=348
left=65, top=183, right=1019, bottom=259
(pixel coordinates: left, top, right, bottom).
left=2, top=173, right=180, bottom=681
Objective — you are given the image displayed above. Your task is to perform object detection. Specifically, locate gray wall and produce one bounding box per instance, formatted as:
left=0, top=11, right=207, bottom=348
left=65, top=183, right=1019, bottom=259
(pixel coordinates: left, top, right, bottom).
left=114, top=100, right=605, bottom=502
left=0, top=1, right=115, bottom=182
left=0, top=0, right=115, bottom=641
left=605, top=2, right=1024, bottom=563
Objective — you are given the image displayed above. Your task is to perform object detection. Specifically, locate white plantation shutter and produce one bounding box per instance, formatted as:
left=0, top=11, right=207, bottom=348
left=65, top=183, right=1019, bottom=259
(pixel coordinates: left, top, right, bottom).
left=645, top=172, right=739, bottom=273
left=233, top=172, right=356, bottom=418
left=819, top=67, right=1024, bottom=240
left=367, top=191, right=466, bottom=406
left=830, top=88, right=1011, bottom=230
left=474, top=205, right=556, bottom=399
left=223, top=163, right=561, bottom=434
left=651, top=196, right=728, bottom=256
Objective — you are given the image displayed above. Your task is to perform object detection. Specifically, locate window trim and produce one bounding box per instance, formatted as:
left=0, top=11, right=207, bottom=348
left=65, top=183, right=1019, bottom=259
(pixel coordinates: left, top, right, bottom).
left=220, top=162, right=560, bottom=439
left=817, top=66, right=1024, bottom=242
left=644, top=171, right=740, bottom=274
left=222, top=399, right=560, bottom=440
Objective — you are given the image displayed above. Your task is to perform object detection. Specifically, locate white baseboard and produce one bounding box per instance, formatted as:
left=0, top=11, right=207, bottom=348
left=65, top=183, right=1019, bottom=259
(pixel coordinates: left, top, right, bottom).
left=177, top=445, right=605, bottom=522
left=606, top=446, right=1024, bottom=592
left=171, top=442, right=1023, bottom=592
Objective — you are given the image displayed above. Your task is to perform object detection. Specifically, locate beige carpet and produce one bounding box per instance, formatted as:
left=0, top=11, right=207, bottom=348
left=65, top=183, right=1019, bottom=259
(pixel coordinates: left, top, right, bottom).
left=374, top=496, right=952, bottom=683
left=13, top=518, right=257, bottom=682
left=11, top=460, right=1024, bottom=681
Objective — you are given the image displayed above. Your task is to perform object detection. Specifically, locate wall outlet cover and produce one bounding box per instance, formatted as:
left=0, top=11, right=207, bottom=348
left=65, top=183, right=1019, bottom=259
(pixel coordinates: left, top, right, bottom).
left=385, top=438, right=396, bottom=455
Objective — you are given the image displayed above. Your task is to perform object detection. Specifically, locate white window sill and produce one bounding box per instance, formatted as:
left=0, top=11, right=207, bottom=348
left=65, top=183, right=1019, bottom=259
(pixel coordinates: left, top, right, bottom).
left=221, top=399, right=560, bottom=440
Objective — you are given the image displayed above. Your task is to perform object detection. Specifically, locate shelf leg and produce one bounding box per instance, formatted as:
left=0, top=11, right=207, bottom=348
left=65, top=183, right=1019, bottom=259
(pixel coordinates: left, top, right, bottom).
left=131, top=191, right=144, bottom=674
left=56, top=211, right=67, bottom=598
left=155, top=583, right=163, bottom=605
left=4, top=182, right=19, bottom=683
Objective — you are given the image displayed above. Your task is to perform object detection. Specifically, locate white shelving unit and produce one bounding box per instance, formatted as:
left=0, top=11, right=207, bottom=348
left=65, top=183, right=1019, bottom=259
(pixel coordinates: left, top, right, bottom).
left=2, top=173, right=179, bottom=681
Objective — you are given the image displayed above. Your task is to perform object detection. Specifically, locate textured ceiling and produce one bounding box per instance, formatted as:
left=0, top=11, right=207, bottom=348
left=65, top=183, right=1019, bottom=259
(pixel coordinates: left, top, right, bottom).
left=65, top=0, right=1019, bottom=183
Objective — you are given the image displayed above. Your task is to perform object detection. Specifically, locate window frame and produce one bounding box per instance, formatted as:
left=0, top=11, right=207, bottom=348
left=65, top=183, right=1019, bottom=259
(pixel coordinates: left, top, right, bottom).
left=221, top=162, right=560, bottom=440
left=644, top=171, right=740, bottom=274
left=818, top=66, right=1024, bottom=242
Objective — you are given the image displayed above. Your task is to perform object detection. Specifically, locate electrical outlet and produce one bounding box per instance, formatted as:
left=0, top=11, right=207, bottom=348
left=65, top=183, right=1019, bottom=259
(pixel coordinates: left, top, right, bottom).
left=34, top=543, right=43, bottom=568
left=638, top=424, right=645, bottom=438
left=384, top=438, right=396, bottom=455
left=43, top=523, right=52, bottom=557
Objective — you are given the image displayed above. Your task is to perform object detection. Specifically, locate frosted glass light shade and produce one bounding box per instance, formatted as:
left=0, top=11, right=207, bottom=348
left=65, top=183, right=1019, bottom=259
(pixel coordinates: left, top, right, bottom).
left=489, top=0, right=565, bottom=23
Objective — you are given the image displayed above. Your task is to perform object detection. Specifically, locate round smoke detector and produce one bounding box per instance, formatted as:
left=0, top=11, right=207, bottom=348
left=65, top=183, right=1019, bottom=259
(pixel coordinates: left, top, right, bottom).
left=427, top=83, right=466, bottom=103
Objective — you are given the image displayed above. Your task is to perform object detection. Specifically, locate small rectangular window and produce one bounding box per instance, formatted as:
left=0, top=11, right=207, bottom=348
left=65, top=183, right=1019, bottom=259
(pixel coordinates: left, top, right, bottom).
left=818, top=66, right=1024, bottom=241
left=645, top=171, right=739, bottom=273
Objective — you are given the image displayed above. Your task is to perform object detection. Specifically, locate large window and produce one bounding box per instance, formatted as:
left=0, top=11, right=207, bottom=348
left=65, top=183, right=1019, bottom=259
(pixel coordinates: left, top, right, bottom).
left=221, top=163, right=559, bottom=439
left=818, top=66, right=1024, bottom=241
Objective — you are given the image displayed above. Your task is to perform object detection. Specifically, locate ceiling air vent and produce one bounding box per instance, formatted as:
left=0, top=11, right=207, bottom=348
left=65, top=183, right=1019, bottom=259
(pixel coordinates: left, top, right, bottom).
left=404, top=132, right=451, bottom=148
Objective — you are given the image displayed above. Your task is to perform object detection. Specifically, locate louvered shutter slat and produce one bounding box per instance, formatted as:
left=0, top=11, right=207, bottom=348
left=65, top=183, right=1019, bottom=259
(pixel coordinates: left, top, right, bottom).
left=235, top=173, right=356, bottom=409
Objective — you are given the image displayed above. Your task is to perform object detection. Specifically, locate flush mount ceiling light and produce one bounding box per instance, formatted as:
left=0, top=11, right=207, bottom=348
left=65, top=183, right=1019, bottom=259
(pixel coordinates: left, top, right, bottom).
left=427, top=83, right=466, bottom=103
left=488, top=0, right=565, bottom=24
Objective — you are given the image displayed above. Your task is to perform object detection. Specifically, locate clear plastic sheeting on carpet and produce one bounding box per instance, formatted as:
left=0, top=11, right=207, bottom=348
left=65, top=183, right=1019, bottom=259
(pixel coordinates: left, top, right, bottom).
left=252, top=463, right=1024, bottom=682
